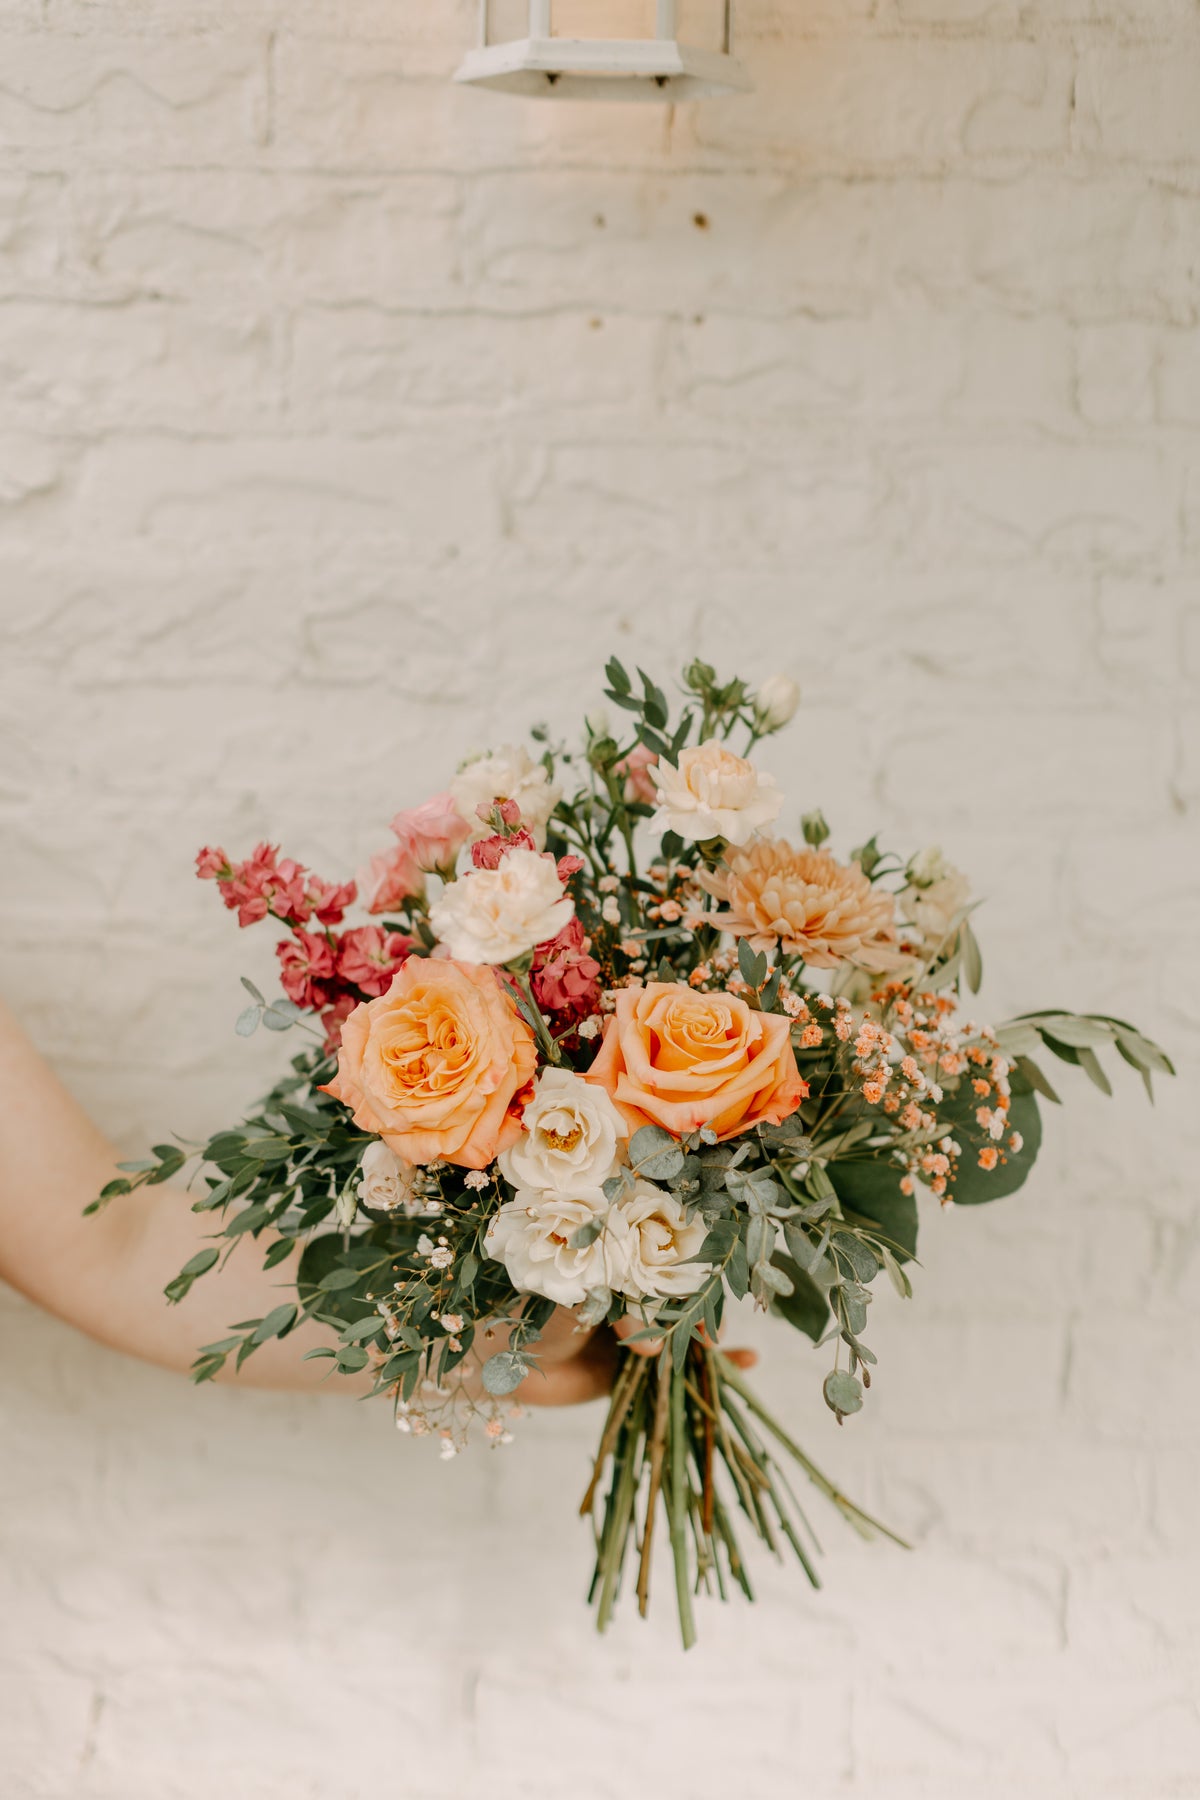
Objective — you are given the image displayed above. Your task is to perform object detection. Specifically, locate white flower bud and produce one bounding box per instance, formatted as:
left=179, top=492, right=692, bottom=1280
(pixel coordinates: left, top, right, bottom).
left=752, top=674, right=801, bottom=732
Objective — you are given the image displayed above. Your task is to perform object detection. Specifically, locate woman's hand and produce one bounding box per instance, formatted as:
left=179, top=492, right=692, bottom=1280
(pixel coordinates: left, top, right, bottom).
left=511, top=1305, right=757, bottom=1407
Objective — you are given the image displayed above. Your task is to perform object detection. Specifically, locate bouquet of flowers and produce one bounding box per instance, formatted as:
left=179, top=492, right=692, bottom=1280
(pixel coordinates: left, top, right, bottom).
left=92, top=657, right=1172, bottom=1646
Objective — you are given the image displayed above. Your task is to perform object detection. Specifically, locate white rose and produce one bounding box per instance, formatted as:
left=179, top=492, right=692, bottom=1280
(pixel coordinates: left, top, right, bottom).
left=428, top=846, right=574, bottom=965
left=357, top=1139, right=420, bottom=1214
left=650, top=739, right=782, bottom=847
left=607, top=1181, right=711, bottom=1300
left=485, top=1189, right=618, bottom=1307
left=450, top=745, right=562, bottom=849
left=906, top=844, right=951, bottom=888
left=498, top=1068, right=627, bottom=1195
left=752, top=674, right=800, bottom=732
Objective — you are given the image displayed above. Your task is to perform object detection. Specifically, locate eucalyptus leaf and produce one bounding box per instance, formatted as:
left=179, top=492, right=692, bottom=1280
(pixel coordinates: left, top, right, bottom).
left=481, top=1351, right=529, bottom=1396
left=823, top=1369, right=864, bottom=1418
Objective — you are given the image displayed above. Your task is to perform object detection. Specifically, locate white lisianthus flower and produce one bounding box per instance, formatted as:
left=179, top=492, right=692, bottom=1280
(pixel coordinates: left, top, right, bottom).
left=607, top=1181, right=712, bottom=1300
left=358, top=1139, right=421, bottom=1214
left=752, top=674, right=801, bottom=732
left=485, top=1190, right=621, bottom=1307
left=450, top=744, right=562, bottom=848
left=650, top=740, right=782, bottom=847
left=428, top=847, right=574, bottom=965
left=498, top=1068, right=627, bottom=1195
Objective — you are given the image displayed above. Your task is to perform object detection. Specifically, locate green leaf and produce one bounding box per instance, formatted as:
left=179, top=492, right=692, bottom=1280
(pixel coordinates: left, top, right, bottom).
left=828, top=1161, right=920, bottom=1259
left=835, top=1233, right=880, bottom=1284
left=569, top=1217, right=604, bottom=1249
left=769, top=1253, right=829, bottom=1341
left=737, top=939, right=767, bottom=989
left=961, top=920, right=983, bottom=994
left=605, top=655, right=632, bottom=695
left=318, top=1266, right=367, bottom=1292
left=1031, top=1013, right=1114, bottom=1049
left=1014, top=1055, right=1061, bottom=1105
left=262, top=1237, right=296, bottom=1270
left=481, top=1351, right=529, bottom=1396
left=179, top=1247, right=220, bottom=1280
left=235, top=1005, right=261, bottom=1037
left=941, top=1086, right=1043, bottom=1204
left=250, top=1303, right=298, bottom=1344
left=1076, top=1044, right=1113, bottom=1096
left=340, top=1315, right=386, bottom=1343
left=628, top=1125, right=685, bottom=1182
left=240, top=977, right=266, bottom=1003
left=334, top=1346, right=369, bottom=1373
left=823, top=1369, right=864, bottom=1419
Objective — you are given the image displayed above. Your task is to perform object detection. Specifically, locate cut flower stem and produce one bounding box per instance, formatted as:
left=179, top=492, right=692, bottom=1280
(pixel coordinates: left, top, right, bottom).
left=582, top=1342, right=907, bottom=1647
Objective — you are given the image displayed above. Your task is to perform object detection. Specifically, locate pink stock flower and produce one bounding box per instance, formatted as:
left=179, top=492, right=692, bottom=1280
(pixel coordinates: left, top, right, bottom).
left=319, top=993, right=358, bottom=1052
left=556, top=853, right=585, bottom=882
left=391, top=792, right=471, bottom=877
left=615, top=743, right=659, bottom=807
left=276, top=929, right=337, bottom=1009
left=306, top=875, right=357, bottom=926
left=531, top=916, right=603, bottom=1030
left=195, top=846, right=229, bottom=880
left=471, top=826, right=537, bottom=870
left=359, top=844, right=425, bottom=915
left=336, top=925, right=413, bottom=998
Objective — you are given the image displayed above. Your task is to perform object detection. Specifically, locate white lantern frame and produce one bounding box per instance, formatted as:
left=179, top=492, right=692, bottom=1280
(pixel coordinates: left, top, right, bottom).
left=454, top=1, right=751, bottom=102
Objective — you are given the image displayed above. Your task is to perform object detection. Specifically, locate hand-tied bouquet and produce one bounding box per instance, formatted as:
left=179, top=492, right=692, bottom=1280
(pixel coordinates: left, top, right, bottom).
left=92, top=658, right=1173, bottom=1646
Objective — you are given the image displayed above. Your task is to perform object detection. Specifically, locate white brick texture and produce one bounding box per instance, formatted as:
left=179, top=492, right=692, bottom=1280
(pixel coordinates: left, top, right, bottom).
left=1, top=3, right=1197, bottom=1797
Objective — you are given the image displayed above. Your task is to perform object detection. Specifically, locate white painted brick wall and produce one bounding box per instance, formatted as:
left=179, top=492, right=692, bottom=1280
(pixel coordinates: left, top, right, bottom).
left=1, top=2, right=1197, bottom=1795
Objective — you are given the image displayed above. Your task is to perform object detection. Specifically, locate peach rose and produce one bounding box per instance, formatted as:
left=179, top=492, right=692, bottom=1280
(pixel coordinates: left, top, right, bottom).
left=586, top=981, right=807, bottom=1142
left=322, top=957, right=537, bottom=1171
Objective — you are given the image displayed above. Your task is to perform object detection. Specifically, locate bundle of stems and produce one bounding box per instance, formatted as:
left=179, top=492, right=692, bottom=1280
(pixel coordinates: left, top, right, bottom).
left=582, top=1343, right=908, bottom=1648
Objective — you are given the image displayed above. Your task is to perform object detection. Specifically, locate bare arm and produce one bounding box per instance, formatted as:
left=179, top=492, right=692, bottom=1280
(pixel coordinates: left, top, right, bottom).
left=0, top=997, right=620, bottom=1399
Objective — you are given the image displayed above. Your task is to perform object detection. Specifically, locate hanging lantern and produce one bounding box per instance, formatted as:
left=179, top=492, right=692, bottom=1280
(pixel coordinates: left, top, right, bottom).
left=455, top=1, right=751, bottom=102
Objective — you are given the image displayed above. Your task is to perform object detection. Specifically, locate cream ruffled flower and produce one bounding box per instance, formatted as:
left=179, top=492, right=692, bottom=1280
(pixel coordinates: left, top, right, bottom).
left=498, top=1068, right=627, bottom=1195
left=698, top=839, right=904, bottom=972
left=608, top=1182, right=711, bottom=1301
left=429, top=847, right=574, bottom=966
left=485, top=1190, right=617, bottom=1307
left=650, top=740, right=782, bottom=847
left=450, top=745, right=561, bottom=849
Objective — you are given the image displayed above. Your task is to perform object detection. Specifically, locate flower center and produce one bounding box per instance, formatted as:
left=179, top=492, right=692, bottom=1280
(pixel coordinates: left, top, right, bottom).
left=540, top=1123, right=584, bottom=1153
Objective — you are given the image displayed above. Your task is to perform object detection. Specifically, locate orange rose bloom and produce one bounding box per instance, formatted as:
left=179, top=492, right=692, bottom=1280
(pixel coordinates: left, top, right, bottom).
left=322, top=958, right=537, bottom=1170
left=586, top=981, right=807, bottom=1142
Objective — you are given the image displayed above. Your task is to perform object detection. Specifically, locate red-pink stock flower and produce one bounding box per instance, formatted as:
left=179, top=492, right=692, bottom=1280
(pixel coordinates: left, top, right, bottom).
left=276, top=929, right=337, bottom=1009
left=471, top=826, right=537, bottom=870
left=336, top=926, right=413, bottom=998
left=531, top=915, right=602, bottom=1029
left=390, top=791, right=471, bottom=876
left=306, top=875, right=357, bottom=926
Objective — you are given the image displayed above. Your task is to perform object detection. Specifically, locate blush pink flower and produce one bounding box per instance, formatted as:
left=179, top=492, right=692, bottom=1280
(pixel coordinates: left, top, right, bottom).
left=336, top=925, right=414, bottom=998
left=390, top=791, right=471, bottom=877
left=615, top=743, right=659, bottom=807
left=276, top=929, right=337, bottom=1009
left=359, top=843, right=425, bottom=915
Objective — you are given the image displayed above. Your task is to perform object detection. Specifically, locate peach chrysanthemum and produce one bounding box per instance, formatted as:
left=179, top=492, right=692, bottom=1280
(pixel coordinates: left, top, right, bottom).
left=697, top=840, right=905, bottom=973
